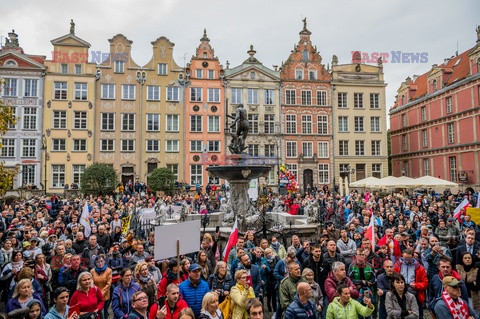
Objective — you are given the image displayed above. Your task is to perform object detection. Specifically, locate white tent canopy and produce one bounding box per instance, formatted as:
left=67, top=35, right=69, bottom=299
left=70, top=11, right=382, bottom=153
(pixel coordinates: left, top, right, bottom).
left=349, top=176, right=380, bottom=188
left=349, top=175, right=459, bottom=189
left=414, top=176, right=458, bottom=188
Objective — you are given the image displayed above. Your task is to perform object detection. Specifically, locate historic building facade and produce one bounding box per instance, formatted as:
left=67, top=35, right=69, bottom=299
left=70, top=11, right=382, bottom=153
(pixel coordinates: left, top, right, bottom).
left=0, top=30, right=46, bottom=189
left=184, top=30, right=225, bottom=187
left=95, top=34, right=184, bottom=184
left=43, top=22, right=96, bottom=193
left=280, top=20, right=332, bottom=191
left=225, top=46, right=281, bottom=188
left=331, top=54, right=388, bottom=193
left=389, top=28, right=480, bottom=187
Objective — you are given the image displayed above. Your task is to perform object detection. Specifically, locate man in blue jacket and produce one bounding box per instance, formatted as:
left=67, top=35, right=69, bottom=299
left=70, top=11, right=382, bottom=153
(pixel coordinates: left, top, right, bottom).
left=284, top=282, right=318, bottom=319
left=178, top=263, right=210, bottom=317
left=433, top=276, right=477, bottom=319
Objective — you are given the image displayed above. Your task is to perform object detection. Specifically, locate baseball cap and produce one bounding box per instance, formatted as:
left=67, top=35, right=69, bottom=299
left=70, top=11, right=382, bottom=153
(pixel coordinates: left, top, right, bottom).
left=401, top=232, right=410, bottom=237
left=22, top=241, right=31, bottom=248
left=442, top=276, right=463, bottom=287
left=188, top=263, right=201, bottom=271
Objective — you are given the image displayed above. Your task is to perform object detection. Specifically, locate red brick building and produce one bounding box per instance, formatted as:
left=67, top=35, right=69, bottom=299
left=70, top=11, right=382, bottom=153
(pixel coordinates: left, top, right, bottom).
left=389, top=27, right=480, bottom=187
left=280, top=19, right=332, bottom=191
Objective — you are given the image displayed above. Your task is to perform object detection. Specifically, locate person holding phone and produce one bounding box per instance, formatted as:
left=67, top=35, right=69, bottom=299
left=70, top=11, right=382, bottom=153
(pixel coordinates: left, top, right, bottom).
left=231, top=270, right=255, bottom=319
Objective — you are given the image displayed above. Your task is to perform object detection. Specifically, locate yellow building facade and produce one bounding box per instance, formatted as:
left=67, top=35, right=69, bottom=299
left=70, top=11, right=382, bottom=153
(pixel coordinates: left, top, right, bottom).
left=43, top=21, right=96, bottom=193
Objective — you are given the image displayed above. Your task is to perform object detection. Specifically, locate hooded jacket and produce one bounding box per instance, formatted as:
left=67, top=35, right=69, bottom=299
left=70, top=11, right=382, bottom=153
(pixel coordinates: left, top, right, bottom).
left=284, top=294, right=318, bottom=319
left=178, top=278, right=210, bottom=317
left=44, top=305, right=70, bottom=319
left=393, top=258, right=428, bottom=304
left=326, top=296, right=374, bottom=319
left=112, top=281, right=141, bottom=319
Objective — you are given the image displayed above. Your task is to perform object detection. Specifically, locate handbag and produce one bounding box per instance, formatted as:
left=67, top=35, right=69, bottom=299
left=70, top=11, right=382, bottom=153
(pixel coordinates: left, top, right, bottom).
left=218, top=295, right=233, bottom=319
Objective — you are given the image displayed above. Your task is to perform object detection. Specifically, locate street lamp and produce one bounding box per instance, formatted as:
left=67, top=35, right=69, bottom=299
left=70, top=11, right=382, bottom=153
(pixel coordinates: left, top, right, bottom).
left=269, top=139, right=280, bottom=193
left=136, top=70, right=147, bottom=182
left=42, top=134, right=47, bottom=195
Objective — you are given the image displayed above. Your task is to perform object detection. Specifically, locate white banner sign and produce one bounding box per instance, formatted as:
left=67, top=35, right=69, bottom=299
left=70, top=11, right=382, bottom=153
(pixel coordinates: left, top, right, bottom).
left=154, top=220, right=201, bottom=260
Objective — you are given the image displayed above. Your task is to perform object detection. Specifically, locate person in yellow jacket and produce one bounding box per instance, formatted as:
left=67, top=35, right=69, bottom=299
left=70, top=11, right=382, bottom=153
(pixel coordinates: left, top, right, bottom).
left=326, top=284, right=374, bottom=319
left=230, top=270, right=255, bottom=319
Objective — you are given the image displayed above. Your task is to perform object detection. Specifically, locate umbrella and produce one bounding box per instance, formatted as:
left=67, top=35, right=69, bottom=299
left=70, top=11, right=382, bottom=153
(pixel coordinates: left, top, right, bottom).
left=349, top=176, right=381, bottom=188
left=414, top=176, right=458, bottom=188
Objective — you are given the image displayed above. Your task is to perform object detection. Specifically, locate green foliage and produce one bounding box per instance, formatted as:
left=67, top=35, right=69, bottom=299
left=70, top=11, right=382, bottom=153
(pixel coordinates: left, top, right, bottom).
left=0, top=99, right=18, bottom=195
left=147, top=167, right=176, bottom=194
left=81, top=163, right=118, bottom=196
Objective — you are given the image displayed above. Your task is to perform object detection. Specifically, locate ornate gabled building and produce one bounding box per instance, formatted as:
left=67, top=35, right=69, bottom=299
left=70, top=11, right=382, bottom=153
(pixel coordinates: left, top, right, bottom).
left=280, top=19, right=332, bottom=192
left=0, top=30, right=46, bottom=189
left=43, top=21, right=96, bottom=192
left=225, top=46, right=281, bottom=188
left=184, top=30, right=225, bottom=187
left=389, top=27, right=480, bottom=187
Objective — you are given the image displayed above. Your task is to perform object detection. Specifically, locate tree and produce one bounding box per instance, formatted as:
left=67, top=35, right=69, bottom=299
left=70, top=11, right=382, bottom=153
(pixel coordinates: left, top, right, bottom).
left=0, top=99, right=18, bottom=196
left=81, top=163, right=118, bottom=196
left=148, top=167, right=176, bottom=194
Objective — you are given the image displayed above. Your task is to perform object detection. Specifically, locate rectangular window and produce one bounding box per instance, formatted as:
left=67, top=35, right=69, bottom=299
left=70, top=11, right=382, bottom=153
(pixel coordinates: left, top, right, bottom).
left=264, top=144, right=275, bottom=157
left=422, top=129, right=428, bottom=147
left=114, top=61, right=124, bottom=73
left=316, top=90, right=327, bottom=106
left=447, top=123, right=455, bottom=144
left=22, top=165, right=35, bottom=185
left=72, top=165, right=85, bottom=184
left=295, top=69, right=303, bottom=80
left=286, top=141, right=297, bottom=158
left=208, top=70, right=215, bottom=79
left=100, top=140, right=114, bottom=151
left=53, top=111, right=67, bottom=129
left=146, top=114, right=160, bottom=131
left=122, top=84, right=135, bottom=100
left=166, top=86, right=180, bottom=101
left=208, top=141, right=220, bottom=152
left=190, top=115, right=202, bottom=132
left=166, top=115, right=179, bottom=132
left=208, top=116, right=220, bottom=132
left=370, top=116, right=380, bottom=132
left=74, top=83, right=88, bottom=100
left=286, top=115, right=296, bottom=134
left=231, top=88, right=242, bottom=104
left=158, top=63, right=168, bottom=75
left=449, top=156, right=457, bottom=182
left=190, top=164, right=202, bottom=185
left=355, top=140, right=365, bottom=156
left=372, top=164, right=381, bottom=178
left=101, top=84, right=115, bottom=99
left=147, top=86, right=160, bottom=100
left=196, top=69, right=203, bottom=79
left=318, top=164, right=329, bottom=184
left=264, top=89, right=274, bottom=105
left=354, top=116, right=364, bottom=132
left=401, top=114, right=407, bottom=127
left=166, top=164, right=179, bottom=180
left=146, top=140, right=160, bottom=152
left=73, top=139, right=87, bottom=151
left=371, top=140, right=381, bottom=156
left=248, top=89, right=258, bottom=104
left=22, top=139, right=36, bottom=157
left=166, top=140, right=179, bottom=152
left=54, top=82, right=67, bottom=100
left=301, top=90, right=312, bottom=105
left=121, top=113, right=135, bottom=131
left=101, top=113, right=115, bottom=131
left=402, top=135, right=408, bottom=151
left=208, top=88, right=220, bottom=102
left=52, top=139, right=66, bottom=151
left=317, top=115, right=328, bottom=135
left=61, top=64, right=68, bottom=74
left=318, top=142, right=328, bottom=158
left=248, top=144, right=259, bottom=157
left=190, top=140, right=203, bottom=152
left=339, top=140, right=349, bottom=156
left=264, top=114, right=275, bottom=134
left=421, top=106, right=427, bottom=121
left=51, top=165, right=65, bottom=188
left=302, top=142, right=313, bottom=158
left=121, top=140, right=135, bottom=152
left=446, top=96, right=452, bottom=114
left=309, top=70, right=317, bottom=80
left=302, top=115, right=312, bottom=134
left=338, top=92, right=347, bottom=108
left=73, top=111, right=87, bottom=129
left=24, top=79, right=38, bottom=97
left=354, top=93, right=363, bottom=108
left=1, top=139, right=15, bottom=157
left=286, top=164, right=297, bottom=179
left=190, top=87, right=202, bottom=102
left=423, top=158, right=430, bottom=176
left=75, top=64, right=82, bottom=75
left=285, top=90, right=296, bottom=105
left=248, top=114, right=259, bottom=134
left=338, top=116, right=348, bottom=132
left=370, top=93, right=379, bottom=109
left=23, top=107, right=37, bottom=130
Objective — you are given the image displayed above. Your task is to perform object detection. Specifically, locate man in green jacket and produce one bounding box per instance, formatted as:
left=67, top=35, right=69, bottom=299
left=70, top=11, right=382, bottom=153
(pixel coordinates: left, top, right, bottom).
left=326, top=284, right=374, bottom=319
left=279, top=262, right=307, bottom=311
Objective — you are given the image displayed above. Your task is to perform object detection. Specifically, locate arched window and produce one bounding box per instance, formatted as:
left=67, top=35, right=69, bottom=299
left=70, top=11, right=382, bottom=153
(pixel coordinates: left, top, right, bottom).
left=302, top=49, right=309, bottom=61
left=432, top=79, right=437, bottom=92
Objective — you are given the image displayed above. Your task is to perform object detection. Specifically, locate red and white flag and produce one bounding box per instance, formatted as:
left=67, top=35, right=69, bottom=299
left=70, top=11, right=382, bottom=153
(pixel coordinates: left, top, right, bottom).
left=223, top=218, right=238, bottom=262
left=365, top=215, right=375, bottom=249
left=476, top=193, right=480, bottom=208
left=454, top=198, right=471, bottom=220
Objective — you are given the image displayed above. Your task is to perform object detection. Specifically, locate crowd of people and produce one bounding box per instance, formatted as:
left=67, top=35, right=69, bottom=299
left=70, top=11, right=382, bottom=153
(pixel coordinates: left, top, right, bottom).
left=0, top=184, right=478, bottom=319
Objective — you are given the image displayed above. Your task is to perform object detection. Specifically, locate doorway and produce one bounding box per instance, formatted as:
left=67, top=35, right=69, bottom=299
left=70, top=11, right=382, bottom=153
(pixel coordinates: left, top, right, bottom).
left=303, top=169, right=313, bottom=192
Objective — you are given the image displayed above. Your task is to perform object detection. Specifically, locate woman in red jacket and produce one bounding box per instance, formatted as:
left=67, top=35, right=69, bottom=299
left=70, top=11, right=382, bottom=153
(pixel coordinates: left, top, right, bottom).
left=69, top=271, right=105, bottom=318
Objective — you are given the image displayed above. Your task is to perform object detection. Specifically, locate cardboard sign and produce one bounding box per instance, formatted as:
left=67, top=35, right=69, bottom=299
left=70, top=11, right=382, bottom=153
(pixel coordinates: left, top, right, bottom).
left=154, top=220, right=201, bottom=260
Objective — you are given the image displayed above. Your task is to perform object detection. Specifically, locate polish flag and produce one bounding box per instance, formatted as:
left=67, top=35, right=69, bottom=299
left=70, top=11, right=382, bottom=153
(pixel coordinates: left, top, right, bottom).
left=454, top=198, right=471, bottom=221
left=365, top=214, right=375, bottom=249
left=223, top=218, right=238, bottom=262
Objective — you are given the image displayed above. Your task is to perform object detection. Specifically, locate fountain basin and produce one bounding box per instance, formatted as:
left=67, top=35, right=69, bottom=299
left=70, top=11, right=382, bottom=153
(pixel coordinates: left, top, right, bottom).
left=206, top=165, right=271, bottom=180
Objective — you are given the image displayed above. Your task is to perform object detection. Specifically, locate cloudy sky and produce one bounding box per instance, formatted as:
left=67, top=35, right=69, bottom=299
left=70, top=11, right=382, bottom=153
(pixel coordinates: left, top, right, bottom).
left=1, top=0, right=478, bottom=112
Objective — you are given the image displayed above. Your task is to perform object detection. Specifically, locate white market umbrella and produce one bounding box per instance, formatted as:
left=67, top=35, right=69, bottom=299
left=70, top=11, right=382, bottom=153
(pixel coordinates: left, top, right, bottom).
left=349, top=176, right=381, bottom=188
left=414, top=176, right=458, bottom=188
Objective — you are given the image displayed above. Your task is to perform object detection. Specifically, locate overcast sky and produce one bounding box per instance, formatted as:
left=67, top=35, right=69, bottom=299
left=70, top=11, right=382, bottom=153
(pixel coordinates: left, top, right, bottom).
left=1, top=0, right=478, bottom=113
